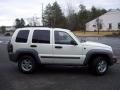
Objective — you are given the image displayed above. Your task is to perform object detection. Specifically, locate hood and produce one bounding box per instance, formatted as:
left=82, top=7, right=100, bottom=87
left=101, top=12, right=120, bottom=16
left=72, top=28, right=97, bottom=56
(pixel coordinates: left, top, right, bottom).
left=82, top=41, right=111, bottom=48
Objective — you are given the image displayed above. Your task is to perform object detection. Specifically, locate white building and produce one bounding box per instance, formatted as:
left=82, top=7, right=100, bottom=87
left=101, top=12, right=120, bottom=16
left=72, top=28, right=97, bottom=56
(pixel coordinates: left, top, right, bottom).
left=86, top=10, right=120, bottom=31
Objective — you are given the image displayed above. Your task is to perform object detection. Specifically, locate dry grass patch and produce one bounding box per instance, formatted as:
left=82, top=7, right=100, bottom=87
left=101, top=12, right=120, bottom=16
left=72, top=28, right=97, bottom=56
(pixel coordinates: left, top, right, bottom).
left=72, top=31, right=119, bottom=37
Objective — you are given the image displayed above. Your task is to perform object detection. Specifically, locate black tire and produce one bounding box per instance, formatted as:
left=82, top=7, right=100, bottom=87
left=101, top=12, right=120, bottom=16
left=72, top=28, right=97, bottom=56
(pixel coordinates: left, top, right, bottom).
left=18, top=55, right=36, bottom=73
left=90, top=56, right=108, bottom=75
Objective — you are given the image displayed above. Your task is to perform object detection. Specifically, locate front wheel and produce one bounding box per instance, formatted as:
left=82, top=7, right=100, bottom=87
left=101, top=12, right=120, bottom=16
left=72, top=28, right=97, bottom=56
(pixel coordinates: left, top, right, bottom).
left=18, top=55, right=36, bottom=73
left=90, top=57, right=108, bottom=75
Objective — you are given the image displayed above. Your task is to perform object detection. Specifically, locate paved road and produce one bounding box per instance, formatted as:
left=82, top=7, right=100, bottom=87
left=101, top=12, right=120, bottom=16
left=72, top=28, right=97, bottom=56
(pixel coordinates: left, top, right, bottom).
left=0, top=36, right=120, bottom=90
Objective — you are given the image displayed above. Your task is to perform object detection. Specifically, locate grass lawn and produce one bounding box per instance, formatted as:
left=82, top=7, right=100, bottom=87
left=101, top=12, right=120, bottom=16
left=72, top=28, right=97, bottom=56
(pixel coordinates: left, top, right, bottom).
left=72, top=31, right=120, bottom=37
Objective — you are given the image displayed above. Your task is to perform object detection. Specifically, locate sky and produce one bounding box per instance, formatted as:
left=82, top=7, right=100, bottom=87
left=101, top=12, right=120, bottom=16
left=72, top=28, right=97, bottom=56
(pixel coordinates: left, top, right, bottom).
left=0, top=0, right=120, bottom=26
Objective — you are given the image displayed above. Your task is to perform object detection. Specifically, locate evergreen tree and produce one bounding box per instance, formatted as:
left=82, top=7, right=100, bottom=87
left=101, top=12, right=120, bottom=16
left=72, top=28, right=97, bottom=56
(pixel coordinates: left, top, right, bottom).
left=78, top=4, right=90, bottom=31
left=43, top=2, right=67, bottom=28
left=90, top=6, right=107, bottom=20
left=0, top=26, right=6, bottom=33
left=15, top=18, right=25, bottom=28
left=20, top=18, right=25, bottom=27
left=15, top=18, right=21, bottom=28
left=43, top=3, right=53, bottom=27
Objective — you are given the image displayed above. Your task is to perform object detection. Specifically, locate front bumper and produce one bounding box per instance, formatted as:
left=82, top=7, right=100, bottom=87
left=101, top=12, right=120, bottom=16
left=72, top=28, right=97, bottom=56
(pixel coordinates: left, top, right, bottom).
left=112, top=56, right=117, bottom=64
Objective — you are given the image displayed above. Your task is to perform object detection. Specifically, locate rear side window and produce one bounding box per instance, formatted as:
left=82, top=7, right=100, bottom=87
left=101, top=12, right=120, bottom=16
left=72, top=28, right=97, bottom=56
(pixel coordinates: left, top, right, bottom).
left=32, top=30, right=50, bottom=44
left=16, top=30, right=29, bottom=43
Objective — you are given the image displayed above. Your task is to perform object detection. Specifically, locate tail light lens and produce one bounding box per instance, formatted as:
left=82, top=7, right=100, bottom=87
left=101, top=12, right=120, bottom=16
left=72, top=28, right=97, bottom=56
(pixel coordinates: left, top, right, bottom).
left=8, top=40, right=13, bottom=52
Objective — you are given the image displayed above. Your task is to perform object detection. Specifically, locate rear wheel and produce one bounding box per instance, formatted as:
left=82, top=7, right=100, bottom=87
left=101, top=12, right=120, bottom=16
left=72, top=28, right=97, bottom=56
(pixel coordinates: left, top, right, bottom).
left=18, top=55, right=36, bottom=73
left=90, top=56, right=108, bottom=75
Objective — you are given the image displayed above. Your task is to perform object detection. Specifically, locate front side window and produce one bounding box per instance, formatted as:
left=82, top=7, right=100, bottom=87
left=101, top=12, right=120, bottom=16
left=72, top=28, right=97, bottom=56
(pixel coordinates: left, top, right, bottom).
left=54, top=31, right=75, bottom=45
left=118, top=23, right=120, bottom=29
left=16, top=30, right=29, bottom=43
left=32, top=30, right=50, bottom=44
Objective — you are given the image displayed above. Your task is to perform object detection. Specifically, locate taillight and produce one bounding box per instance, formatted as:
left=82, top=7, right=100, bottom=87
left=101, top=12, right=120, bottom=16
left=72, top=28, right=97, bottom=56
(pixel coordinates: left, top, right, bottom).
left=8, top=40, right=13, bottom=52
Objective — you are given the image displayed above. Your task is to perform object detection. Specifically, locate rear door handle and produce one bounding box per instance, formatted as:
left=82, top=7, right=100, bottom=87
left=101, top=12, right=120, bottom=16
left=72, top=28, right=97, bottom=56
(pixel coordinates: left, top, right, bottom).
left=55, top=46, right=63, bottom=49
left=30, top=45, right=37, bottom=47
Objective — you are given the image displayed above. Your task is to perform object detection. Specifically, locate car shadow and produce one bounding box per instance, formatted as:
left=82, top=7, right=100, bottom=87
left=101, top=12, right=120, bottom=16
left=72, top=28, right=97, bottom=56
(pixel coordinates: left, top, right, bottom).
left=35, top=65, right=91, bottom=75
left=11, top=64, right=116, bottom=77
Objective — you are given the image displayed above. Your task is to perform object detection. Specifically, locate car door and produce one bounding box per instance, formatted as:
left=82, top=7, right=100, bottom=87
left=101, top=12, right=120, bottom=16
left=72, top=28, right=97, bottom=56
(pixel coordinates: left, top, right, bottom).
left=52, top=30, right=83, bottom=64
left=31, top=29, right=53, bottom=64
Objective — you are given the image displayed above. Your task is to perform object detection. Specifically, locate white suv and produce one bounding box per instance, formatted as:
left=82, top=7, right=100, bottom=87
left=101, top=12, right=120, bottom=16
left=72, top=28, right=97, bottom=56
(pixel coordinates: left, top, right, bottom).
left=8, top=27, right=117, bottom=75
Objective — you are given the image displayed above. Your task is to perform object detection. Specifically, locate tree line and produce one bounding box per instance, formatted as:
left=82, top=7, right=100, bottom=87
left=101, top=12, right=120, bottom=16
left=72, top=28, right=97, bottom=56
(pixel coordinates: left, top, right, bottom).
left=0, top=18, right=25, bottom=33
left=42, top=1, right=107, bottom=31
left=0, top=1, right=107, bottom=33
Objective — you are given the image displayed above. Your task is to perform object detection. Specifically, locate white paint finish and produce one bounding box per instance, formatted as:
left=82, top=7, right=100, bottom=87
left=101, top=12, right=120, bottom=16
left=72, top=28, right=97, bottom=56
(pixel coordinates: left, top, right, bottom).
left=11, top=27, right=113, bottom=65
left=29, top=28, right=53, bottom=64
left=81, top=41, right=113, bottom=55
left=52, top=44, right=84, bottom=64
left=51, top=29, right=84, bottom=64
left=11, top=29, right=30, bottom=53
left=82, top=41, right=112, bottom=49
left=86, top=10, right=120, bottom=31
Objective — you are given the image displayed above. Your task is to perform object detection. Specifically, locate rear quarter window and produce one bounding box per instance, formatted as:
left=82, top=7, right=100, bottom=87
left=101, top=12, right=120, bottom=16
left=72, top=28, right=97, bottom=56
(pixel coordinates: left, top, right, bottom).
left=16, top=30, right=29, bottom=43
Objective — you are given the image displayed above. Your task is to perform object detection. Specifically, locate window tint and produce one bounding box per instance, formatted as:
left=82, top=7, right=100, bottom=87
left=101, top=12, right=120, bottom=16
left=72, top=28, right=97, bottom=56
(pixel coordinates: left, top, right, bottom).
left=32, top=30, right=50, bottom=44
left=93, top=25, right=96, bottom=27
left=16, top=30, right=29, bottom=43
left=118, top=23, right=120, bottom=29
left=109, top=23, right=112, bottom=29
left=54, top=31, right=75, bottom=45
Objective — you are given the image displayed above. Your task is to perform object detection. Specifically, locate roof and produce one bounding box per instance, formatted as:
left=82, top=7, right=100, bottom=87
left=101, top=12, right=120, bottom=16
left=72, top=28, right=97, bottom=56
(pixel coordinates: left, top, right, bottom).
left=16, top=27, right=70, bottom=31
left=86, top=9, right=120, bottom=25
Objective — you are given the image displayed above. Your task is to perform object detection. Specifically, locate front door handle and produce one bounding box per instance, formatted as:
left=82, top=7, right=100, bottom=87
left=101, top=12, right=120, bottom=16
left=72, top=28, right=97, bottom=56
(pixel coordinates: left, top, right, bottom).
left=30, top=45, right=37, bottom=47
left=55, top=46, right=63, bottom=49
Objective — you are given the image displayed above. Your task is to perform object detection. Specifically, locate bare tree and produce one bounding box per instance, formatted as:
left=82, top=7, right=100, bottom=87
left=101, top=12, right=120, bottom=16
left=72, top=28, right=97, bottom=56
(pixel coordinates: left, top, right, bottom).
left=26, top=16, right=40, bottom=26
left=96, top=18, right=102, bottom=34
left=66, top=3, right=78, bottom=31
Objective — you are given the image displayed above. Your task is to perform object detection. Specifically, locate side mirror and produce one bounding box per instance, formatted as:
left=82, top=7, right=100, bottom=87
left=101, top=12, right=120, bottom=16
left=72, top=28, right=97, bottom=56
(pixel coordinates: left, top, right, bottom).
left=70, top=40, right=78, bottom=45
